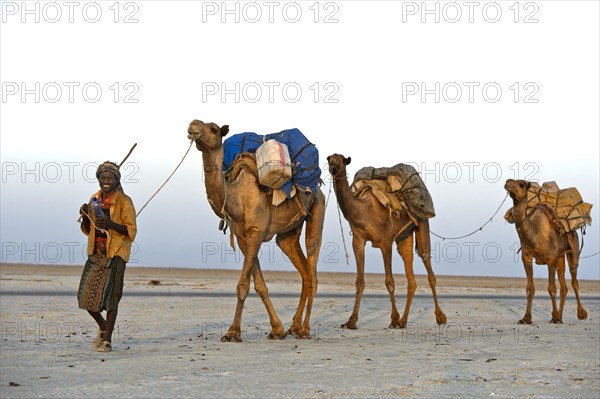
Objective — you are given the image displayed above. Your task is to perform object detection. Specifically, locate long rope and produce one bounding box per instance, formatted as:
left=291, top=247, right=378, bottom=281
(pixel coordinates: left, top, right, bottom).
left=78, top=208, right=111, bottom=241
left=325, top=177, right=350, bottom=265
left=430, top=193, right=510, bottom=240
left=136, top=140, right=194, bottom=217
left=82, top=145, right=600, bottom=260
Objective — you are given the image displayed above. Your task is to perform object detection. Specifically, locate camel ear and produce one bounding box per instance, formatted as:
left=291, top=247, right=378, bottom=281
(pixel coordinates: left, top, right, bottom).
left=525, top=182, right=531, bottom=190
left=345, top=157, right=351, bottom=165
left=220, top=125, right=229, bottom=137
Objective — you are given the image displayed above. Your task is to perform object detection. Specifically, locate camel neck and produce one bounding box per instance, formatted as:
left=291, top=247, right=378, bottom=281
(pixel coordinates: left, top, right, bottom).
left=332, top=172, right=354, bottom=218
left=512, top=197, right=528, bottom=224
left=202, top=147, right=226, bottom=216
left=511, top=197, right=532, bottom=240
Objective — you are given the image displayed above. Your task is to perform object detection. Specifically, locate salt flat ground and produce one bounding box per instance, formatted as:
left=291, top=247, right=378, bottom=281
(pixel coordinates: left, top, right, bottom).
left=1, top=265, right=599, bottom=398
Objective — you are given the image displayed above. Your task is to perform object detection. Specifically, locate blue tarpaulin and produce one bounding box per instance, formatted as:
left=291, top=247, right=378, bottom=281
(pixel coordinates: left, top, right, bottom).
left=223, top=128, right=320, bottom=198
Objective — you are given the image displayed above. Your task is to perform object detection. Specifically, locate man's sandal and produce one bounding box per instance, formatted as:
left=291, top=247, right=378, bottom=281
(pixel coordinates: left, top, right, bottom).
left=92, top=330, right=106, bottom=349
left=95, top=341, right=112, bottom=353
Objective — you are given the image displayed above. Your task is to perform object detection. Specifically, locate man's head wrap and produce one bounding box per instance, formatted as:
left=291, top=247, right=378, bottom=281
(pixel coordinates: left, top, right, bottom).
left=96, top=161, right=121, bottom=181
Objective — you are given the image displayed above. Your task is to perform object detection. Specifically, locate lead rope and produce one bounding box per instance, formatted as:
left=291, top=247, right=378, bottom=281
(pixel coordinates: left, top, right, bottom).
left=136, top=139, right=194, bottom=217
left=326, top=172, right=350, bottom=266
left=430, top=193, right=510, bottom=240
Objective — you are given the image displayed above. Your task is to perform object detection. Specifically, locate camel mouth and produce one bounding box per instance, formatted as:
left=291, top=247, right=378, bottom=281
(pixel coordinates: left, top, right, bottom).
left=504, top=179, right=517, bottom=192
left=187, top=131, right=202, bottom=141
left=187, top=120, right=204, bottom=140
left=504, top=180, right=525, bottom=201
left=327, top=154, right=343, bottom=167
left=326, top=160, right=340, bottom=174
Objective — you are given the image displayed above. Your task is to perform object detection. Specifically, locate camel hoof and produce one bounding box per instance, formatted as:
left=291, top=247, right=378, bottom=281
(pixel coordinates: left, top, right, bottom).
left=549, top=319, right=563, bottom=324
left=287, top=325, right=303, bottom=337
left=389, top=318, right=407, bottom=329
left=293, top=326, right=312, bottom=339
left=267, top=331, right=287, bottom=340
left=341, top=322, right=357, bottom=330
left=578, top=309, right=588, bottom=320
left=518, top=318, right=532, bottom=325
left=221, top=334, right=242, bottom=342
left=295, top=331, right=312, bottom=340
left=436, top=312, right=447, bottom=325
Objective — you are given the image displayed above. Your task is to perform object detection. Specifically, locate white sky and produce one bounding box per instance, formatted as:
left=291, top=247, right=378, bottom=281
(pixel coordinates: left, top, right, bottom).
left=1, top=0, right=599, bottom=279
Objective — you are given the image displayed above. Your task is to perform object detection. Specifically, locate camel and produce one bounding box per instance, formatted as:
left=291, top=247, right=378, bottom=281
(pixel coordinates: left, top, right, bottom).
left=187, top=120, right=325, bottom=341
left=327, top=154, right=446, bottom=329
left=504, top=179, right=587, bottom=324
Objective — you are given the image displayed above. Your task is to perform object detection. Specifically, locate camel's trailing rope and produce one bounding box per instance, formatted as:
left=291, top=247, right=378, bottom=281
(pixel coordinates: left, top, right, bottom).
left=430, top=193, right=510, bottom=240
left=324, top=180, right=511, bottom=265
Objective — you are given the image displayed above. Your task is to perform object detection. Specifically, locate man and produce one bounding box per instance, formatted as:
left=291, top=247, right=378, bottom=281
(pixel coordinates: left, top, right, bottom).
left=78, top=161, right=137, bottom=353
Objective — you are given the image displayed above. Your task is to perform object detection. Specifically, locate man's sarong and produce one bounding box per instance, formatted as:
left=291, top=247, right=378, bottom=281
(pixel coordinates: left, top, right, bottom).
left=78, top=255, right=126, bottom=312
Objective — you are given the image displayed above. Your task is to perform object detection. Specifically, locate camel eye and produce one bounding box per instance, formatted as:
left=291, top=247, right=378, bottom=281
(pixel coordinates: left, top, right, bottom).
left=210, top=127, right=217, bottom=133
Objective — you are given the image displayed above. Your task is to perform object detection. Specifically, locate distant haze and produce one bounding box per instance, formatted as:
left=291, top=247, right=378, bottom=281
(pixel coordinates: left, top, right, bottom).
left=1, top=1, right=598, bottom=280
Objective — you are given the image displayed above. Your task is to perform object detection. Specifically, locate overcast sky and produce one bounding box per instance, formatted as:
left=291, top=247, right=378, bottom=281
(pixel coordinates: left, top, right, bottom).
left=1, top=1, right=598, bottom=279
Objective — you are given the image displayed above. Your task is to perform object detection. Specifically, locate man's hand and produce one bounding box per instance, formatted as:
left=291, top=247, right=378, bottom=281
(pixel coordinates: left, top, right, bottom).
left=95, top=214, right=113, bottom=230
left=80, top=203, right=90, bottom=217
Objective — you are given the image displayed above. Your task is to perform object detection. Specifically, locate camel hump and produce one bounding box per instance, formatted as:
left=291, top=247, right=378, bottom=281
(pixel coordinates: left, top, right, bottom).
left=525, top=181, right=593, bottom=232
left=222, top=129, right=321, bottom=199
left=351, top=163, right=435, bottom=220
left=256, top=139, right=292, bottom=189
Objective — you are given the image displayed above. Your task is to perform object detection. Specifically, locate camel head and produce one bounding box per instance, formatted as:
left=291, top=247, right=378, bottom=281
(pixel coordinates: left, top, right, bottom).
left=327, top=154, right=351, bottom=179
left=187, top=119, right=229, bottom=152
left=504, top=179, right=531, bottom=202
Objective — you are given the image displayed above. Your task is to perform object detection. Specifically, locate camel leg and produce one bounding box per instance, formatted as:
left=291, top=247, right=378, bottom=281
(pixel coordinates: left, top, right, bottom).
left=566, top=246, right=587, bottom=320
left=381, top=244, right=401, bottom=328
left=276, top=228, right=310, bottom=338
left=250, top=263, right=287, bottom=339
left=342, top=235, right=366, bottom=330
left=547, top=261, right=561, bottom=324
left=519, top=253, right=535, bottom=324
left=415, top=221, right=446, bottom=325
left=222, top=233, right=284, bottom=342
left=556, top=256, right=568, bottom=323
left=301, top=192, right=325, bottom=338
left=397, top=234, right=416, bottom=328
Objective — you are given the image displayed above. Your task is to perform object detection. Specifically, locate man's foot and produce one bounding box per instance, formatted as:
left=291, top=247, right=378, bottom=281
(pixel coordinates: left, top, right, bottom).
left=95, top=341, right=112, bottom=352
left=92, top=330, right=106, bottom=349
